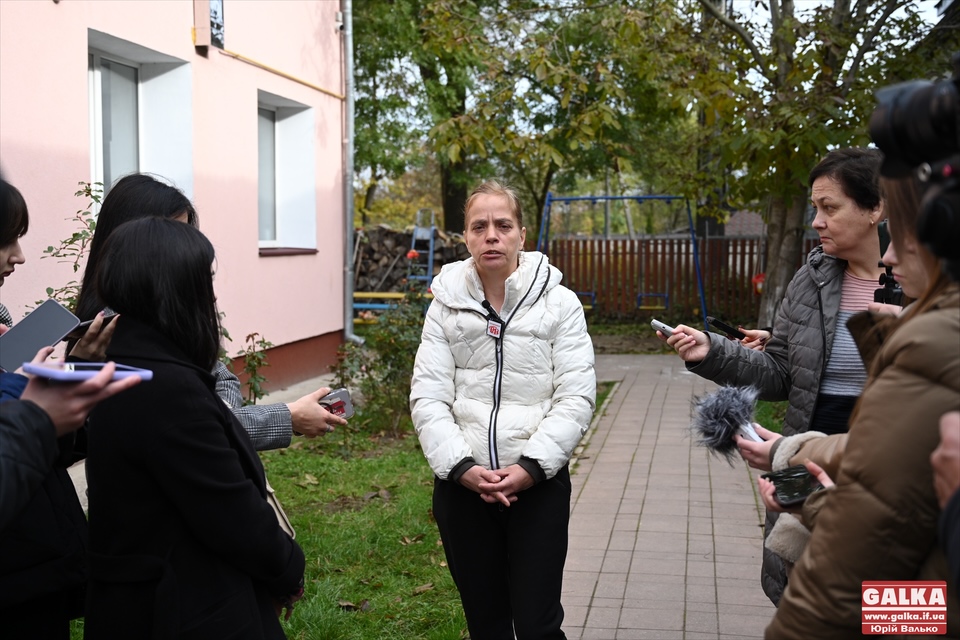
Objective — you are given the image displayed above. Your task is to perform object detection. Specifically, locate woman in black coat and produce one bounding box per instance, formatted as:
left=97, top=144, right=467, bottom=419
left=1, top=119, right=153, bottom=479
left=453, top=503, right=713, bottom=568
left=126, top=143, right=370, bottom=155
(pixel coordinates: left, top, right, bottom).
left=83, top=218, right=305, bottom=639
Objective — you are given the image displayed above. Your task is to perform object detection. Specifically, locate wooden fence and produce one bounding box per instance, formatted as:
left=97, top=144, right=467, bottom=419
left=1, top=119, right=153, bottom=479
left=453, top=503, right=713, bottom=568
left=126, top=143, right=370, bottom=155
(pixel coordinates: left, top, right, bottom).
left=548, top=236, right=819, bottom=321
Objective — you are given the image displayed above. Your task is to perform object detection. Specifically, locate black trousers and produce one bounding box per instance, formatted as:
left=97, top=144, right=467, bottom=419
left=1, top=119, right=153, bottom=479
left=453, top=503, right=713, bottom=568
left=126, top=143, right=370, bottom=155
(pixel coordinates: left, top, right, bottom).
left=433, top=465, right=570, bottom=640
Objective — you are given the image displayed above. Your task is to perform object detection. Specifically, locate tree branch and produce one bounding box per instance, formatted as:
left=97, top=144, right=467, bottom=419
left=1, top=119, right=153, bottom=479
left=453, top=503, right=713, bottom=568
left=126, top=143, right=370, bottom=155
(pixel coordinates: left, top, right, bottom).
left=697, top=0, right=767, bottom=75
left=841, top=0, right=903, bottom=95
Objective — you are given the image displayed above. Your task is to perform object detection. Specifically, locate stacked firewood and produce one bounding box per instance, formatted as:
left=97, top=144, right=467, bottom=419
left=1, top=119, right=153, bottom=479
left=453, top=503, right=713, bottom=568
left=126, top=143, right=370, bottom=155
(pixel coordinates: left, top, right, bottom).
left=353, top=225, right=471, bottom=292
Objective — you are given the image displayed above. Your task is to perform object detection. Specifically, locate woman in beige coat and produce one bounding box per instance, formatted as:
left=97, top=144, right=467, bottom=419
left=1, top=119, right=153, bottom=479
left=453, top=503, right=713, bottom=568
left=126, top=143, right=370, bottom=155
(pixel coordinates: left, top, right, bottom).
left=741, top=174, right=960, bottom=639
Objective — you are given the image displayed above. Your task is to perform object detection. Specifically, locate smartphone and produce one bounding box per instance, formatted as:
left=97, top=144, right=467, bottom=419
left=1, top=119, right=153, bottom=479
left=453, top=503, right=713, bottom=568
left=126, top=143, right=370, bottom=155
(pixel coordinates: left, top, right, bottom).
left=22, top=361, right=153, bottom=381
left=761, top=465, right=824, bottom=507
left=650, top=319, right=675, bottom=336
left=319, top=387, right=355, bottom=419
left=63, top=307, right=118, bottom=341
left=0, top=299, right=80, bottom=372
left=706, top=316, right=747, bottom=340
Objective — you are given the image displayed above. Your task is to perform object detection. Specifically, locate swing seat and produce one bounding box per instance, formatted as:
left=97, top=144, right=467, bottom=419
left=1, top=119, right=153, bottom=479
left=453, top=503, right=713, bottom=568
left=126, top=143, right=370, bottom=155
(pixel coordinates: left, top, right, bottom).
left=636, top=292, right=669, bottom=310
left=576, top=291, right=596, bottom=310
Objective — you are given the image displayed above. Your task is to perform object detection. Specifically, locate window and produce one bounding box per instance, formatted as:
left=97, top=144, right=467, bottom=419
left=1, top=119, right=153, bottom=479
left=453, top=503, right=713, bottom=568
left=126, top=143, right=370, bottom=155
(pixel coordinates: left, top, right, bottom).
left=257, top=90, right=317, bottom=249
left=88, top=30, right=193, bottom=196
left=258, top=107, right=278, bottom=241
left=89, top=54, right=140, bottom=191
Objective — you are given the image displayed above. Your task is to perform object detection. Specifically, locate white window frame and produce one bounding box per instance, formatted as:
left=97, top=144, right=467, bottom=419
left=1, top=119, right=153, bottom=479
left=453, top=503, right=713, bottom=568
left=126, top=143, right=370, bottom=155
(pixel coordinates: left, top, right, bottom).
left=87, top=29, right=193, bottom=200
left=88, top=50, right=142, bottom=194
left=258, top=105, right=279, bottom=244
left=257, top=90, right=316, bottom=250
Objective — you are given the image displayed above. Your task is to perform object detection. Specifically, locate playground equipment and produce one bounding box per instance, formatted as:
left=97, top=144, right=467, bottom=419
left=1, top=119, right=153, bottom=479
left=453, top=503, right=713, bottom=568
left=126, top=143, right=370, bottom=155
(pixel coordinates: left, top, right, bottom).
left=536, top=193, right=709, bottom=322
left=407, top=208, right=436, bottom=289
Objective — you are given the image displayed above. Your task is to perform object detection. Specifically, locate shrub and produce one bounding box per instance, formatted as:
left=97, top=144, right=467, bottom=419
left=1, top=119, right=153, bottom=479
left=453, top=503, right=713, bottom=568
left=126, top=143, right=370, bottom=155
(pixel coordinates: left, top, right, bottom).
left=333, top=284, right=427, bottom=437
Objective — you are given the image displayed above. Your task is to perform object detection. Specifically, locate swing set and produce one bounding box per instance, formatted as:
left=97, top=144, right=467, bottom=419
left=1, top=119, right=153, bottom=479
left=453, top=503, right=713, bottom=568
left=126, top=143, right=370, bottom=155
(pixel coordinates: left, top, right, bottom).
left=535, top=193, right=709, bottom=322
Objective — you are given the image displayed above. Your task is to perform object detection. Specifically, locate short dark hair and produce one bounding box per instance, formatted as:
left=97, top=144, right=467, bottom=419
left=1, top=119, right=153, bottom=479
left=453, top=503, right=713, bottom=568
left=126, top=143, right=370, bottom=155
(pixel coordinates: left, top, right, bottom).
left=76, top=173, right=198, bottom=322
left=808, top=148, right=883, bottom=212
left=96, top=218, right=221, bottom=371
left=0, top=179, right=29, bottom=246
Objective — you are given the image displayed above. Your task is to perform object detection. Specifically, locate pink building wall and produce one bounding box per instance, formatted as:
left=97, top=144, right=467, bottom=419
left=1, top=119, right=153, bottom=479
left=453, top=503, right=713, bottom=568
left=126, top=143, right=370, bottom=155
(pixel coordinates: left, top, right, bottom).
left=0, top=0, right=347, bottom=387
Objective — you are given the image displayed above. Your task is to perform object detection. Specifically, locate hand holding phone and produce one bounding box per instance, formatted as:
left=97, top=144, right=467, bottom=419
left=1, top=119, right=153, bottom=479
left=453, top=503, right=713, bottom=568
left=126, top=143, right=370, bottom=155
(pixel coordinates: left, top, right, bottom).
left=651, top=319, right=675, bottom=337
left=761, top=465, right=825, bottom=507
left=706, top=316, right=747, bottom=341
left=63, top=308, right=118, bottom=341
left=0, top=299, right=79, bottom=372
left=23, top=361, right=153, bottom=382
left=318, top=387, right=354, bottom=419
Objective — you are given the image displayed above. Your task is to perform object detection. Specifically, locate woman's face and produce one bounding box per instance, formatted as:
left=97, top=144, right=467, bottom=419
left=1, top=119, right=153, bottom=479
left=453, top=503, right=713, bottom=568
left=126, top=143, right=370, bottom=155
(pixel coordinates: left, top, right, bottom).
left=464, top=193, right=526, bottom=281
left=0, top=238, right=25, bottom=287
left=881, top=219, right=929, bottom=299
left=810, top=175, right=882, bottom=261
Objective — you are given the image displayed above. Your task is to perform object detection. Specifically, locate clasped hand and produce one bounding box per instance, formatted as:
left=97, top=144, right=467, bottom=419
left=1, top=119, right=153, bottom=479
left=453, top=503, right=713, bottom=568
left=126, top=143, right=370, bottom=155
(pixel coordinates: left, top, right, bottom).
left=461, top=464, right=534, bottom=507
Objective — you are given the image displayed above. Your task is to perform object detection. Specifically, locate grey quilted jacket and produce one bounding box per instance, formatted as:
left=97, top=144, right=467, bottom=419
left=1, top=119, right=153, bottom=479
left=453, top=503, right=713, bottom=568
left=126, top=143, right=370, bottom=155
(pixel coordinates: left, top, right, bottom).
left=688, top=245, right=850, bottom=606
left=688, top=245, right=846, bottom=437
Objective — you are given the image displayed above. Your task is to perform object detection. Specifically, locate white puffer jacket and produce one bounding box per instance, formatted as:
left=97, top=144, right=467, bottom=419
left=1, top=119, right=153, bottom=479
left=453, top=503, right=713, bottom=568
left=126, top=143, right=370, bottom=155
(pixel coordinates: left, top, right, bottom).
left=410, top=251, right=596, bottom=481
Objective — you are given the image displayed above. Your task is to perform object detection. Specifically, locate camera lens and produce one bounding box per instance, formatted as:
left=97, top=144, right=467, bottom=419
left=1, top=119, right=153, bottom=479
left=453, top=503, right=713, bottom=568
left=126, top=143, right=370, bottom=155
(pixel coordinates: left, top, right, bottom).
left=869, top=79, right=960, bottom=177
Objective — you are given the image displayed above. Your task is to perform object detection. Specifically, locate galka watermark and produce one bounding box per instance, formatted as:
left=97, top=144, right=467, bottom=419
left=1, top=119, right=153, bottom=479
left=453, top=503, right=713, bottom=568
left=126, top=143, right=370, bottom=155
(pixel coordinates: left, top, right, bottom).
left=862, top=581, right=947, bottom=635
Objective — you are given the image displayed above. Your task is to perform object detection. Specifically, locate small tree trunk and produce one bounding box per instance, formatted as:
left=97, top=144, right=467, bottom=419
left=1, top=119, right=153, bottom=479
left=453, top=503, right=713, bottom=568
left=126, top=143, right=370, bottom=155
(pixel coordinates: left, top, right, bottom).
left=362, top=181, right=379, bottom=228
left=758, top=195, right=807, bottom=326
left=441, top=163, right=467, bottom=233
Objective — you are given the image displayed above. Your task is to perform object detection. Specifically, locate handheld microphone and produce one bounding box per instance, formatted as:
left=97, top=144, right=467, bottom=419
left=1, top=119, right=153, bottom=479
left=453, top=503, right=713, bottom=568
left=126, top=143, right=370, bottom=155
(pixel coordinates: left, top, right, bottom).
left=690, top=386, right=762, bottom=465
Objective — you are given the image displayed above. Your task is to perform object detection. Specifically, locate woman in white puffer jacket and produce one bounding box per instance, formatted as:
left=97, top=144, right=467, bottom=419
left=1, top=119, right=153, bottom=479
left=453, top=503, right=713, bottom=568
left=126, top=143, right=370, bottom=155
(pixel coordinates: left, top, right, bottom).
left=410, top=180, right=596, bottom=640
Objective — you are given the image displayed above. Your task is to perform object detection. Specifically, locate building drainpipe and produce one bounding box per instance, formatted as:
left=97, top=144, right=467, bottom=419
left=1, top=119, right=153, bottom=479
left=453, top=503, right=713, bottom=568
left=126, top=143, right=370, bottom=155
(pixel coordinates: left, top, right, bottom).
left=341, top=0, right=363, bottom=345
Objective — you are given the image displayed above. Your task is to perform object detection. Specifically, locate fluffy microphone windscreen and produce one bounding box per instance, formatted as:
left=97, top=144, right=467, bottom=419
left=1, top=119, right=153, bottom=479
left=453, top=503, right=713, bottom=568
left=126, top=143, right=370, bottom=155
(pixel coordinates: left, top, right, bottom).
left=690, top=386, right=759, bottom=465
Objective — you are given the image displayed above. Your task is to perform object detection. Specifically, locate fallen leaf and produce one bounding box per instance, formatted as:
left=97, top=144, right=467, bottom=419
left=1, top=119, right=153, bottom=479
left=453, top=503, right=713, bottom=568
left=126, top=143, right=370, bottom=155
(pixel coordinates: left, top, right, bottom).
left=337, top=599, right=371, bottom=612
left=400, top=533, right=426, bottom=546
left=413, top=583, right=434, bottom=595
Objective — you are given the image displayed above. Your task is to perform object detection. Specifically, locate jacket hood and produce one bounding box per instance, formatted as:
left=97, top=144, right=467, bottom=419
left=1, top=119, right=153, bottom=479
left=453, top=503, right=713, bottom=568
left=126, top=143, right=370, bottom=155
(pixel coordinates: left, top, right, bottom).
left=805, top=244, right=845, bottom=288
left=430, top=250, right=563, bottom=319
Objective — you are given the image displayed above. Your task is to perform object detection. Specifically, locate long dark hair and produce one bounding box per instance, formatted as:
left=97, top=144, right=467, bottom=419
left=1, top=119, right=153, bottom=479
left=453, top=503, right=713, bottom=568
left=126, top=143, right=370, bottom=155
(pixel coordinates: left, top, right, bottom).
left=75, top=174, right=198, bottom=321
left=0, top=178, right=29, bottom=246
left=96, top=218, right=221, bottom=370
left=880, top=175, right=951, bottom=323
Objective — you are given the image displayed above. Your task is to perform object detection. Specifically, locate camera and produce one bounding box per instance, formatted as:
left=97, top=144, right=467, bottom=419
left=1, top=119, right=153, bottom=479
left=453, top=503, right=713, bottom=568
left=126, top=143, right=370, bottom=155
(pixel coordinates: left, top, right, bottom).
left=868, top=53, right=960, bottom=282
left=874, top=221, right=904, bottom=306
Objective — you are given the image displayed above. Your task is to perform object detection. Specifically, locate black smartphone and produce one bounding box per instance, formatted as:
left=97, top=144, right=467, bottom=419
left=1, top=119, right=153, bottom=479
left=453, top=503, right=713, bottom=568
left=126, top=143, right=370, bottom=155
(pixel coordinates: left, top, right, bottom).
left=62, top=307, right=118, bottom=341
left=706, top=316, right=746, bottom=341
left=0, top=299, right=79, bottom=372
left=761, top=465, right=825, bottom=507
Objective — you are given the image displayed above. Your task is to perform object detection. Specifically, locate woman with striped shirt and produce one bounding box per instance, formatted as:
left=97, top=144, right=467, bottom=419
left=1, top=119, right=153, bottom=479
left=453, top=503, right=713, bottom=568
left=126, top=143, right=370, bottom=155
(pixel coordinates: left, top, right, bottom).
left=663, top=147, right=889, bottom=604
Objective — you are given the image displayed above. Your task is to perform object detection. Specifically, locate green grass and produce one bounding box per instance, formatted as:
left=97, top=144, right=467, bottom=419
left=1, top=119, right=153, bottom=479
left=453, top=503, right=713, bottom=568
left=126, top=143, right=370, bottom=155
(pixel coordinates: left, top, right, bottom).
left=754, top=400, right=788, bottom=434
left=261, top=435, right=465, bottom=640
left=71, top=383, right=615, bottom=640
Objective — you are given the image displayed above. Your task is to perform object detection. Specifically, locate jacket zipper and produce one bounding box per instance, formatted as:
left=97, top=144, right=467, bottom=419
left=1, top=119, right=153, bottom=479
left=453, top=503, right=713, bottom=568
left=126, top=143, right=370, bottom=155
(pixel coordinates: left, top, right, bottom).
left=482, top=301, right=505, bottom=470
left=478, top=254, right=547, bottom=470
left=810, top=282, right=827, bottom=432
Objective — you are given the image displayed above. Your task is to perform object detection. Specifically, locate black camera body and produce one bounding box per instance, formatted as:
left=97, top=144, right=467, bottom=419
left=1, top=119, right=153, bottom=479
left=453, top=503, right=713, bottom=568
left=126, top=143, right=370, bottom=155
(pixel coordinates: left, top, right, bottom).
left=874, top=220, right=904, bottom=306
left=868, top=53, right=960, bottom=283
